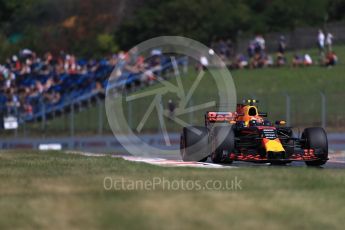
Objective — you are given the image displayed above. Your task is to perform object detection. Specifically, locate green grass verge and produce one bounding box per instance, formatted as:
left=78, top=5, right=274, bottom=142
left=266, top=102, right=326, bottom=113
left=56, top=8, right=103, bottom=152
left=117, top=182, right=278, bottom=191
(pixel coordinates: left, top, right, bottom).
left=0, top=151, right=344, bottom=229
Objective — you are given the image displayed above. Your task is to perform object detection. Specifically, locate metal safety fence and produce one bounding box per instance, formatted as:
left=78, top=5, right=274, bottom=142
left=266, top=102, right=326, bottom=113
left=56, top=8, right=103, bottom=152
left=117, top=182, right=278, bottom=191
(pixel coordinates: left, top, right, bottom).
left=2, top=91, right=344, bottom=139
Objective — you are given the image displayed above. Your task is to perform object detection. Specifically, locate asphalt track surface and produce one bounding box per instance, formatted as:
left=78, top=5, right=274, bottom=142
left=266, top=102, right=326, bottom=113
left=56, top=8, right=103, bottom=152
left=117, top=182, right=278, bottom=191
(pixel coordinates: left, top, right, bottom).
left=69, top=150, right=345, bottom=169
left=77, top=150, right=345, bottom=169
left=143, top=151, right=345, bottom=169
left=69, top=139, right=345, bottom=169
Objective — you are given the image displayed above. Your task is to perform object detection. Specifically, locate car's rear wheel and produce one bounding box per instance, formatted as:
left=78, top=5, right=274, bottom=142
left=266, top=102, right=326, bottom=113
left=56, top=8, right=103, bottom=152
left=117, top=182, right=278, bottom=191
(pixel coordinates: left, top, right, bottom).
left=211, top=125, right=234, bottom=164
left=302, top=127, right=328, bottom=166
left=180, top=126, right=209, bottom=162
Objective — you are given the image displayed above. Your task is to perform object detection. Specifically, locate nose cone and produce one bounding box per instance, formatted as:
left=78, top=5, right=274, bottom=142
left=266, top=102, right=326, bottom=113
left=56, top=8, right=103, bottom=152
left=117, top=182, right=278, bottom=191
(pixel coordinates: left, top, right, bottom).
left=263, top=139, right=285, bottom=152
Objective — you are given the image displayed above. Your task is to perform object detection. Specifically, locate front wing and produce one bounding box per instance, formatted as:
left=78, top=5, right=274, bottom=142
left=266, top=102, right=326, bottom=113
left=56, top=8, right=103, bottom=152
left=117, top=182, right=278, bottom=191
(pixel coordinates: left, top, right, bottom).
left=228, top=149, right=328, bottom=162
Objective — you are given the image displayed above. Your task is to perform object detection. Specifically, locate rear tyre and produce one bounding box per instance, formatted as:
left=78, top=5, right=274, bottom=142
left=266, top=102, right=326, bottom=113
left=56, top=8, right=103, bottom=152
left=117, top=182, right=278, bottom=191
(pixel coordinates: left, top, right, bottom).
left=302, top=127, right=328, bottom=167
left=180, top=126, right=209, bottom=162
left=211, top=125, right=235, bottom=164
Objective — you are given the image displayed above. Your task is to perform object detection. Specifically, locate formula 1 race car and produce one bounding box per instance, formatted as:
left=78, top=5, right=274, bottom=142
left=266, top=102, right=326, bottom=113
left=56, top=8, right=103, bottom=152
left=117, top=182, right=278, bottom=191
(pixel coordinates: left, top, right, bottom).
left=180, top=100, right=328, bottom=166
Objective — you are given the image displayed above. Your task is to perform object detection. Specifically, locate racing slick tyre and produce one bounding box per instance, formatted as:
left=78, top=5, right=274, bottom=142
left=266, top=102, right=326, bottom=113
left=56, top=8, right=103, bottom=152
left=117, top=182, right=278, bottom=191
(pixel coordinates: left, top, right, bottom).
left=211, top=125, right=235, bottom=164
left=180, top=126, right=209, bottom=162
left=302, top=127, right=328, bottom=166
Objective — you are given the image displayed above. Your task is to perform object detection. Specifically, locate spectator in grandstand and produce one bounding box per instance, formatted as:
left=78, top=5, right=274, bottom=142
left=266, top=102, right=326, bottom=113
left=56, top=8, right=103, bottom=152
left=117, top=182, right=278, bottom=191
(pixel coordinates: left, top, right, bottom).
left=35, top=81, right=44, bottom=94
left=292, top=54, right=304, bottom=67
left=225, top=39, right=234, bottom=58
left=64, top=54, right=80, bottom=74
left=218, top=39, right=228, bottom=60
left=276, top=52, right=287, bottom=67
left=250, top=52, right=258, bottom=68
left=93, top=81, right=104, bottom=93
left=6, top=94, right=20, bottom=115
left=317, top=29, right=325, bottom=54
left=278, top=36, right=286, bottom=54
left=234, top=54, right=249, bottom=69
left=325, top=51, right=338, bottom=67
left=304, top=54, right=313, bottom=66
left=266, top=55, right=274, bottom=67
left=20, top=61, right=32, bottom=75
left=198, top=55, right=209, bottom=70
left=167, top=99, right=176, bottom=121
left=20, top=49, right=34, bottom=59
left=23, top=101, right=33, bottom=116
left=325, top=32, right=334, bottom=52
left=50, top=91, right=61, bottom=104
left=247, top=41, right=255, bottom=58
left=136, top=50, right=164, bottom=84
left=11, top=55, right=22, bottom=71
left=147, top=51, right=163, bottom=77
left=250, top=52, right=271, bottom=68
left=292, top=54, right=313, bottom=67
left=0, top=68, right=15, bottom=90
left=124, top=48, right=137, bottom=71
left=124, top=47, right=146, bottom=74
left=108, top=54, right=119, bottom=67
left=254, top=34, right=265, bottom=54
left=209, top=38, right=234, bottom=61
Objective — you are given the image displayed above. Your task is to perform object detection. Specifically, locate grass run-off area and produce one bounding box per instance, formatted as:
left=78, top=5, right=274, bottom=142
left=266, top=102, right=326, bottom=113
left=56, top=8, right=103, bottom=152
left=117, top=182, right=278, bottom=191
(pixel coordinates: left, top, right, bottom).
left=0, top=151, right=344, bottom=229
left=18, top=45, right=345, bottom=136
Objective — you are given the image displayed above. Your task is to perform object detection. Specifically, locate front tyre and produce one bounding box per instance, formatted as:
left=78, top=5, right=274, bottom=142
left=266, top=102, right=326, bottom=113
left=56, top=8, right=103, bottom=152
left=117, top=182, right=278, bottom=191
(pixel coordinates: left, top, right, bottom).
left=180, top=126, right=209, bottom=162
left=302, top=127, right=328, bottom=166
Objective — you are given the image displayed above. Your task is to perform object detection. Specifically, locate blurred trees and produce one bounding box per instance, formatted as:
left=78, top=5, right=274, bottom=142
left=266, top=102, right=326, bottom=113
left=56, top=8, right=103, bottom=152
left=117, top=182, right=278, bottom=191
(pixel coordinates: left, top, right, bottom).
left=0, top=0, right=126, bottom=58
left=117, top=0, right=251, bottom=49
left=328, top=0, right=345, bottom=21
left=117, top=0, right=345, bottom=48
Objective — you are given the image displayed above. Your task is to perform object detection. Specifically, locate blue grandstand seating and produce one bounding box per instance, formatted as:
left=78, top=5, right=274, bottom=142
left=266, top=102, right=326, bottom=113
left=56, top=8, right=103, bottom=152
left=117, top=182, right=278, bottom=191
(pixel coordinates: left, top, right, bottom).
left=0, top=56, right=188, bottom=123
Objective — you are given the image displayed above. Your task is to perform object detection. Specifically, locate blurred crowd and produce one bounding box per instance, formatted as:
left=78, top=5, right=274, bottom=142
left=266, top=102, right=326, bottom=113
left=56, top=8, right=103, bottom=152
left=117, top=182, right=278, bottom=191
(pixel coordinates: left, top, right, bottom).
left=0, top=48, right=165, bottom=117
left=0, top=49, right=106, bottom=116
left=207, top=30, right=338, bottom=70
left=1, top=30, right=339, bottom=119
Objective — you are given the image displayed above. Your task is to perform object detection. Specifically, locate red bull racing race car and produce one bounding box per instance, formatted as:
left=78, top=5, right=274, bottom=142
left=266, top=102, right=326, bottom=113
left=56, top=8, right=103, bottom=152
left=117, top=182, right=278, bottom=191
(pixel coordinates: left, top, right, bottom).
left=180, top=100, right=328, bottom=166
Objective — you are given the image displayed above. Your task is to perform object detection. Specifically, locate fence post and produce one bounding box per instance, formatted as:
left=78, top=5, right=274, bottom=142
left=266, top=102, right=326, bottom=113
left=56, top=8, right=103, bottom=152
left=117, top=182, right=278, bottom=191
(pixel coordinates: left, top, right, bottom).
left=157, top=94, right=170, bottom=146
left=320, top=92, right=327, bottom=129
left=13, top=107, right=18, bottom=138
left=70, top=102, right=75, bottom=138
left=22, top=118, right=26, bottom=138
left=183, top=57, right=188, bottom=74
left=285, top=93, right=291, bottom=126
left=98, top=98, right=103, bottom=135
left=41, top=102, right=46, bottom=136
left=189, top=99, right=193, bottom=125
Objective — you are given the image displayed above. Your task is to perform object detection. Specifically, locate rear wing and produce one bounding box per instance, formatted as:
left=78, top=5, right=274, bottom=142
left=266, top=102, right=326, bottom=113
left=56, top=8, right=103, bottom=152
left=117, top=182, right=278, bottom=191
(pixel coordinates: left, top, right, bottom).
left=205, top=112, right=237, bottom=126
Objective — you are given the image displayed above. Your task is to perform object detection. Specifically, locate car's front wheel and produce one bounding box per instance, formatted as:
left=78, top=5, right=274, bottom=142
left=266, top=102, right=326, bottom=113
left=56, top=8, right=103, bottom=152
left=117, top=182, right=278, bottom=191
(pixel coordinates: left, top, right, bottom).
left=180, top=126, right=209, bottom=162
left=302, top=127, right=328, bottom=167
